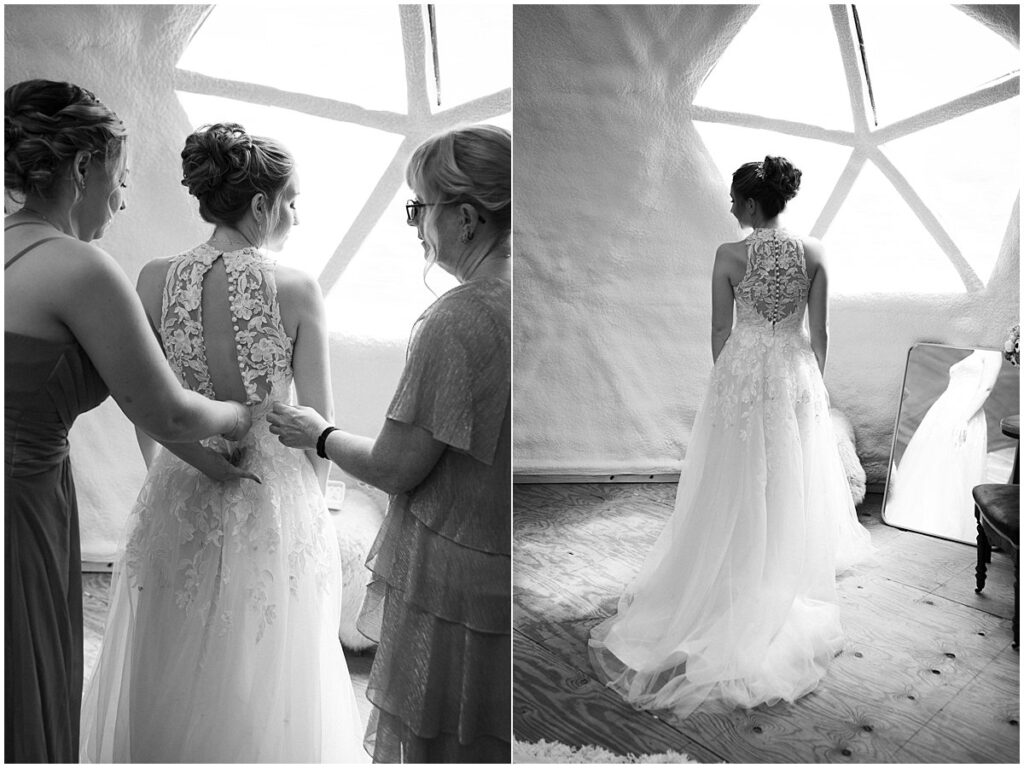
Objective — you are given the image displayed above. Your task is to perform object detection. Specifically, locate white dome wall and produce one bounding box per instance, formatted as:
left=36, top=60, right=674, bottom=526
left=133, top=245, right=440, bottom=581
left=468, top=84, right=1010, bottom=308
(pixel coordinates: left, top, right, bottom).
left=512, top=5, right=1019, bottom=482
left=4, top=5, right=409, bottom=560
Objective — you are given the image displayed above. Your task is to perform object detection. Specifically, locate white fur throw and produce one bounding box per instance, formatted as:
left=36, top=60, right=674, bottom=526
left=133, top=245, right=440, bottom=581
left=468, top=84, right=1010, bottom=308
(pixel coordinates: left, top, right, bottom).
left=831, top=408, right=866, bottom=506
left=328, top=482, right=386, bottom=652
left=513, top=739, right=699, bottom=764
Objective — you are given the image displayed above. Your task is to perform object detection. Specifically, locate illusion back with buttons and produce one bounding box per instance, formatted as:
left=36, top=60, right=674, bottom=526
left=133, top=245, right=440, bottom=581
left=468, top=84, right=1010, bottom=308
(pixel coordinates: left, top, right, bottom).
left=159, top=243, right=293, bottom=417
left=733, top=228, right=809, bottom=333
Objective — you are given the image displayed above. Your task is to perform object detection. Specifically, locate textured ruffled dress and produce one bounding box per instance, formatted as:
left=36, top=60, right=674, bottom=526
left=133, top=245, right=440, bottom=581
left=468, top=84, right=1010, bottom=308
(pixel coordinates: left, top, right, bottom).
left=358, top=277, right=511, bottom=763
left=589, top=228, right=873, bottom=717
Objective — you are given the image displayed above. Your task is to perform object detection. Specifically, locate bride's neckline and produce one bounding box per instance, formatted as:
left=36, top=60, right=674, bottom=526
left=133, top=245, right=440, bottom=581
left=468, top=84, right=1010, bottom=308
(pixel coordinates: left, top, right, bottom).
left=748, top=226, right=789, bottom=238
left=201, top=241, right=258, bottom=254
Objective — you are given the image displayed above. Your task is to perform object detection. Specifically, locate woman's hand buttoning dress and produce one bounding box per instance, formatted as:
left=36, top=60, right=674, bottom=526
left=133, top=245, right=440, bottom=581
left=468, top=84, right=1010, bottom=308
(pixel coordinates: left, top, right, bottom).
left=79, top=123, right=364, bottom=763
left=269, top=124, right=512, bottom=763
left=5, top=81, right=248, bottom=764
left=589, top=156, right=873, bottom=718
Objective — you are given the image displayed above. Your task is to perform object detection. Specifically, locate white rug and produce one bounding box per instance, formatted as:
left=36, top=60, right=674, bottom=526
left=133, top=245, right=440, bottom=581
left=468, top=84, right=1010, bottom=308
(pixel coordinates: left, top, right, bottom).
left=514, top=739, right=700, bottom=764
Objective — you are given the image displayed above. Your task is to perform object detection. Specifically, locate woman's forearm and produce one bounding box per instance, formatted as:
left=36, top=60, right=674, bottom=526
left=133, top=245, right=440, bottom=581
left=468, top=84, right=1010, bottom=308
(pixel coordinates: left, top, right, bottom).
left=268, top=404, right=445, bottom=495
left=147, top=390, right=245, bottom=443
left=321, top=430, right=388, bottom=491
left=810, top=330, right=828, bottom=375
left=711, top=329, right=731, bottom=363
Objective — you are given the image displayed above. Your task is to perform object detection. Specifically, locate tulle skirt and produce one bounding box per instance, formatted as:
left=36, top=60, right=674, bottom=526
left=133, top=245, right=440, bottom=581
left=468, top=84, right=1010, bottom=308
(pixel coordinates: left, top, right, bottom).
left=589, top=327, right=873, bottom=717
left=79, top=422, right=365, bottom=763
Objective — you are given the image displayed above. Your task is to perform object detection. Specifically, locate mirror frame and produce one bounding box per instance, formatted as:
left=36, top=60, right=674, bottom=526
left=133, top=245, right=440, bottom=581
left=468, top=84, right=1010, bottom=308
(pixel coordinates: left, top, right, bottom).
left=881, top=342, right=1019, bottom=545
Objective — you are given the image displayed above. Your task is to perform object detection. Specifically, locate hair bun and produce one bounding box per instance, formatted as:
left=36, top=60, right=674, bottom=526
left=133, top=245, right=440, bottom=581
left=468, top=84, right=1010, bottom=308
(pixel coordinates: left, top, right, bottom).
left=5, top=114, right=25, bottom=147
left=181, top=123, right=255, bottom=198
left=762, top=155, right=801, bottom=201
left=4, top=79, right=126, bottom=199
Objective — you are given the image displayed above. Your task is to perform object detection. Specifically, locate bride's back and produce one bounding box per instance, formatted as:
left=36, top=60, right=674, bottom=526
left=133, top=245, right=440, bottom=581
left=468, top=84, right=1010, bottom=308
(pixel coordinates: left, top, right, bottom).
left=198, top=258, right=249, bottom=403
left=733, top=227, right=809, bottom=331
left=147, top=244, right=295, bottom=411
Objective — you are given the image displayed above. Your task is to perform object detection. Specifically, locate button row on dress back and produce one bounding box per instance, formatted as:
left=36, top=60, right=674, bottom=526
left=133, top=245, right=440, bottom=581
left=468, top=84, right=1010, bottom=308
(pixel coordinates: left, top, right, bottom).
left=227, top=265, right=253, bottom=405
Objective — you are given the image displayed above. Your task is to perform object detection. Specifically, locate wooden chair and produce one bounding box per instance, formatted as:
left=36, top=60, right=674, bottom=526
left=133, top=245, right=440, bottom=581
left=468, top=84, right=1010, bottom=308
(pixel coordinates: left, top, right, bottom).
left=973, top=484, right=1019, bottom=649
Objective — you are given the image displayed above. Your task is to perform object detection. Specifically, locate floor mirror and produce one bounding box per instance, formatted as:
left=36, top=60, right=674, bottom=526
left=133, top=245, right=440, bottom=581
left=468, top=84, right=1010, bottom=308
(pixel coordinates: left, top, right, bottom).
left=882, top=343, right=1019, bottom=545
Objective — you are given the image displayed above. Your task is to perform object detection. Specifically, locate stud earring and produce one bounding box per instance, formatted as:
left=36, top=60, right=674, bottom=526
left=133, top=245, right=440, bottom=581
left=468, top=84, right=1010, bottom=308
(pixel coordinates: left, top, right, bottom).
left=459, top=228, right=474, bottom=244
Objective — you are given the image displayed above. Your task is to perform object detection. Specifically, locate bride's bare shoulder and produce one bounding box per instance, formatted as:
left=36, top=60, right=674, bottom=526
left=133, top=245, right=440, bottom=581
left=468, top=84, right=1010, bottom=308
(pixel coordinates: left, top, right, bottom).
left=800, top=237, right=827, bottom=272
left=136, top=255, right=176, bottom=291
left=715, top=239, right=748, bottom=265
left=273, top=264, right=323, bottom=321
left=273, top=263, right=319, bottom=294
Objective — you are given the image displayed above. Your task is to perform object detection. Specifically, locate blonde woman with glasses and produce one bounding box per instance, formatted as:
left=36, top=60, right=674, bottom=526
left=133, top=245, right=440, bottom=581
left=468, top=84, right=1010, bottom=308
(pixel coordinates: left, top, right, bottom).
left=270, top=124, right=511, bottom=763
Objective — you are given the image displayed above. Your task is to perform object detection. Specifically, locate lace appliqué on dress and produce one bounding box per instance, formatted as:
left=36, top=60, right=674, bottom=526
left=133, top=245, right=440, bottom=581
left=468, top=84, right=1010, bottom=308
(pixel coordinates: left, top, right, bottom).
left=124, top=243, right=330, bottom=644
left=705, top=229, right=823, bottom=447
left=159, top=244, right=293, bottom=411
left=734, top=228, right=808, bottom=327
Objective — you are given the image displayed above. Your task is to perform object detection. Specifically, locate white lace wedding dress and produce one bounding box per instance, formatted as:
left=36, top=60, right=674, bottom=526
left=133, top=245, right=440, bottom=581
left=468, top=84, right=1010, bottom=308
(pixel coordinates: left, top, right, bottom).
left=589, top=227, right=874, bottom=717
left=80, top=244, right=364, bottom=762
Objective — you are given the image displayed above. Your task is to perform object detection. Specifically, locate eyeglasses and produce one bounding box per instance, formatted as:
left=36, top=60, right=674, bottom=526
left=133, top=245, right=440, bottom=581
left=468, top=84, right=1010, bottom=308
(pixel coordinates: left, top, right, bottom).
left=405, top=199, right=487, bottom=226
left=405, top=200, right=438, bottom=225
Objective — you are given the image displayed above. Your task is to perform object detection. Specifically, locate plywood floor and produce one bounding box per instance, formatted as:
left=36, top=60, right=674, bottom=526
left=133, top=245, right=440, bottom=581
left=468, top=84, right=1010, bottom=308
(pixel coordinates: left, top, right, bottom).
left=514, top=484, right=1019, bottom=763
left=82, top=573, right=375, bottom=732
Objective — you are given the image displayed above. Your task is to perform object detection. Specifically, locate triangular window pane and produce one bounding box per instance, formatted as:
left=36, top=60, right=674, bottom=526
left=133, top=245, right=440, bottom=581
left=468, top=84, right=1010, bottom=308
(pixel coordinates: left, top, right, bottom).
left=827, top=162, right=962, bottom=294
left=422, top=5, right=512, bottom=112
left=696, top=5, right=852, bottom=131
left=854, top=4, right=1019, bottom=126
left=178, top=5, right=408, bottom=113
left=882, top=98, right=1019, bottom=286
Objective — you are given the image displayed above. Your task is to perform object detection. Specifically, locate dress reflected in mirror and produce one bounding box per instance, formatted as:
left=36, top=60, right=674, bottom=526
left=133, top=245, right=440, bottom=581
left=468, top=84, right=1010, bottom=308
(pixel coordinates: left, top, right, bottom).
left=884, top=349, right=1003, bottom=542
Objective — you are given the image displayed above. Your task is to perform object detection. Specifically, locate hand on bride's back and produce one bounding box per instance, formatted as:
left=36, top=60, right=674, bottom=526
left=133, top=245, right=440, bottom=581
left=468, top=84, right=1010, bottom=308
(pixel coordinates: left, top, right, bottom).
left=267, top=402, right=329, bottom=450
left=205, top=445, right=262, bottom=484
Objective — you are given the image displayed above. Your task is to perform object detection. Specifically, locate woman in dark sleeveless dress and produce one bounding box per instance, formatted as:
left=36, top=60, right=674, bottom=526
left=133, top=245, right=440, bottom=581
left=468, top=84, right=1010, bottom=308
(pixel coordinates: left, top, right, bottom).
left=270, top=125, right=511, bottom=762
left=5, top=79, right=251, bottom=763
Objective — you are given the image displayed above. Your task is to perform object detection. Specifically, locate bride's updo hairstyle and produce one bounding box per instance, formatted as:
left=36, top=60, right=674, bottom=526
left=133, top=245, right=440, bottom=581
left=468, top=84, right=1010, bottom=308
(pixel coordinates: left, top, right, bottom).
left=181, top=122, right=293, bottom=238
left=5, top=79, right=127, bottom=200
left=732, top=155, right=802, bottom=219
left=406, top=124, right=511, bottom=241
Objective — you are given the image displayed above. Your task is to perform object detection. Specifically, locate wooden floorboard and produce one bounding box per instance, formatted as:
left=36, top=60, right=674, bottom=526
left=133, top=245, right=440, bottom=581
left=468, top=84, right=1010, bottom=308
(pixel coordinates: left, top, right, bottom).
left=514, top=484, right=1019, bottom=763
left=514, top=630, right=725, bottom=763
left=895, top=643, right=1020, bottom=763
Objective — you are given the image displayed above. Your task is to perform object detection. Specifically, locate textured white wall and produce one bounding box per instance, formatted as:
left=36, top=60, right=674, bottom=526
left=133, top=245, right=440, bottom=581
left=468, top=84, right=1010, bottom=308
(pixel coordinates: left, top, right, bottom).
left=513, top=5, right=1019, bottom=482
left=4, top=5, right=408, bottom=560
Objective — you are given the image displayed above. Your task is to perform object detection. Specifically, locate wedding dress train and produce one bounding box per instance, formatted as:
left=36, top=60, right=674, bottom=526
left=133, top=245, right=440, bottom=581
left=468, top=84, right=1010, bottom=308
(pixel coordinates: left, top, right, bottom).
left=589, top=228, right=873, bottom=717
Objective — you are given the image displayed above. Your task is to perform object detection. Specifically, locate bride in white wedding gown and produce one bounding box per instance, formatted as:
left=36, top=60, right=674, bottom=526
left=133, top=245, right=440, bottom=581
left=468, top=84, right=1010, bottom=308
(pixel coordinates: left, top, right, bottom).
left=589, top=156, right=874, bottom=717
left=80, top=124, right=364, bottom=762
